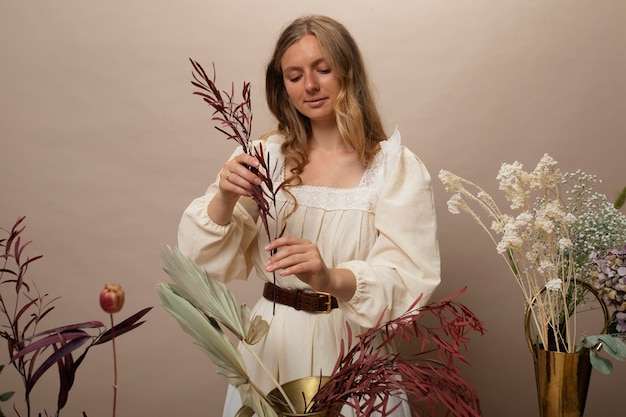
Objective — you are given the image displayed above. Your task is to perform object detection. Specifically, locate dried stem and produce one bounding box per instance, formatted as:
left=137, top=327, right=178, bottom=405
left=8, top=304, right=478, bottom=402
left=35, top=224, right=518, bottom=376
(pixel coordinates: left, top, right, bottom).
left=109, top=313, right=117, bottom=417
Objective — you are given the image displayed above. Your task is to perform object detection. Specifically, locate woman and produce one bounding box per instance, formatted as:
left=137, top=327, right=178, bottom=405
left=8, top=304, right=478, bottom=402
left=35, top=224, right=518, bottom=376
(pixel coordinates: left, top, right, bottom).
left=178, top=15, right=441, bottom=416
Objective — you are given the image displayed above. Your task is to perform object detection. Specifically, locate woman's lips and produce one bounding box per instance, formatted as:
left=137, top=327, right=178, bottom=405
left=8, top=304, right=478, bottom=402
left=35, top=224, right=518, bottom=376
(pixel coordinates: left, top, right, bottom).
left=305, top=97, right=327, bottom=108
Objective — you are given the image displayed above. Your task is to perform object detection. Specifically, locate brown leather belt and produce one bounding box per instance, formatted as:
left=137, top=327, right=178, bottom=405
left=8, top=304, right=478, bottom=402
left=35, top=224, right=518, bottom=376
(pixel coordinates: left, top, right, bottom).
left=263, top=282, right=338, bottom=314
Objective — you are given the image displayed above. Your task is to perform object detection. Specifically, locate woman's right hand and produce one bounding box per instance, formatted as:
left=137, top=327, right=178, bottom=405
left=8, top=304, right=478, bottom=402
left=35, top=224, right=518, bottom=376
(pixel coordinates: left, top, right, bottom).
left=208, top=153, right=262, bottom=225
left=219, top=153, right=262, bottom=200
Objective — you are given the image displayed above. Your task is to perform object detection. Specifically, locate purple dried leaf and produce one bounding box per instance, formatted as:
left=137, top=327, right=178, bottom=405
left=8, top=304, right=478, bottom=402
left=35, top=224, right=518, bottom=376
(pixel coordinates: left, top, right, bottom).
left=19, top=322, right=105, bottom=344
left=24, top=335, right=91, bottom=397
left=14, top=298, right=38, bottom=324
left=93, top=306, right=152, bottom=345
left=11, top=330, right=92, bottom=362
left=4, top=217, right=26, bottom=256
left=20, top=305, right=56, bottom=338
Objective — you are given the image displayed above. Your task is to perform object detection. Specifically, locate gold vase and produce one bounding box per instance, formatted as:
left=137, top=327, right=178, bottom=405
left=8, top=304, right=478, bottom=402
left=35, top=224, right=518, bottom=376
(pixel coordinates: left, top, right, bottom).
left=524, top=280, right=609, bottom=417
left=532, top=346, right=592, bottom=417
left=235, top=376, right=340, bottom=417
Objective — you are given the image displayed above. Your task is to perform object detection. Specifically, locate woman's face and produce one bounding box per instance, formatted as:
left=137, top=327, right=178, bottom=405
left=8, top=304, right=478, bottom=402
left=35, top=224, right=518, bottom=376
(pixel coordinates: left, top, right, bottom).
left=280, top=35, right=342, bottom=125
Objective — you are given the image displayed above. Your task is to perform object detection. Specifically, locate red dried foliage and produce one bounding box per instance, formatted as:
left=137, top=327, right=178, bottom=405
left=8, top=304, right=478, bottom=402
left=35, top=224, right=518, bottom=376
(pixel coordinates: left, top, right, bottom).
left=311, top=288, right=485, bottom=417
left=190, top=59, right=288, bottom=315
left=190, top=59, right=285, bottom=244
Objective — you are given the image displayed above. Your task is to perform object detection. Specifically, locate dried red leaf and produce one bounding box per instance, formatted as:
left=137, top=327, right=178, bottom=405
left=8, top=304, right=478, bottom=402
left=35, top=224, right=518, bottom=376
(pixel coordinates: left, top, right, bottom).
left=311, top=288, right=484, bottom=417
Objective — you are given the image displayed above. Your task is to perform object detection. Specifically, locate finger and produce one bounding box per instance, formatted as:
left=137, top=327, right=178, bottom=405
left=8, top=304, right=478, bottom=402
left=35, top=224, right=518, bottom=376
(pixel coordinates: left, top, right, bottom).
left=266, top=252, right=309, bottom=274
left=235, top=153, right=261, bottom=169
left=265, top=237, right=285, bottom=253
left=220, top=168, right=254, bottom=198
left=228, top=159, right=262, bottom=187
left=267, top=241, right=318, bottom=268
left=265, top=236, right=306, bottom=253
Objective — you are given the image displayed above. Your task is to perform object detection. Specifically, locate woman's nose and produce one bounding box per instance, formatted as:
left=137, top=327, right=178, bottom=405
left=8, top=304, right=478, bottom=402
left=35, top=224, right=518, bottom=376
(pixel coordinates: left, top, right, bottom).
left=304, top=72, right=319, bottom=92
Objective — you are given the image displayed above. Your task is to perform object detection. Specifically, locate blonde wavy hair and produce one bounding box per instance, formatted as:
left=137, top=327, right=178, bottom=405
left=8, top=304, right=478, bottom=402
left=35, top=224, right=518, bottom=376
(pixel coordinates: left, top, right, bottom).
left=265, top=15, right=386, bottom=186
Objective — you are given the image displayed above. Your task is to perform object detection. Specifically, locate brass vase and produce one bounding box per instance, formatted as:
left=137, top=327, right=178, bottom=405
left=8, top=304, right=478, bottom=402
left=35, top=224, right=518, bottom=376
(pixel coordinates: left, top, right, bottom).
left=524, top=280, right=609, bottom=417
left=235, top=376, right=340, bottom=417
left=531, top=346, right=592, bottom=417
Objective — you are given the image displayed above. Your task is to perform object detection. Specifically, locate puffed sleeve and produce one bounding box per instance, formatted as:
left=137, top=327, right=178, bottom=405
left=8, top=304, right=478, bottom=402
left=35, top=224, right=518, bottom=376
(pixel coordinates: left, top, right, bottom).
left=337, top=129, right=441, bottom=328
left=177, top=146, right=260, bottom=283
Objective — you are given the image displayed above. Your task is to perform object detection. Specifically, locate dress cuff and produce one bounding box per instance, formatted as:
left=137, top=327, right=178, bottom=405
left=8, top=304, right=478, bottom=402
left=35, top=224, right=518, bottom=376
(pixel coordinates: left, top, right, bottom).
left=186, top=194, right=234, bottom=233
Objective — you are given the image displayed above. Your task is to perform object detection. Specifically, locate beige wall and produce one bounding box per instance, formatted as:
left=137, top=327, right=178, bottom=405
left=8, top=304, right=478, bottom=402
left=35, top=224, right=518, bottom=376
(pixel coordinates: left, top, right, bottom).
left=1, top=0, right=624, bottom=415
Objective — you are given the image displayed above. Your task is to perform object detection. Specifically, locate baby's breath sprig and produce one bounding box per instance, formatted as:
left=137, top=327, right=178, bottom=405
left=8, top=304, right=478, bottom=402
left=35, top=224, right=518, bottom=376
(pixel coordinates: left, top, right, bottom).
left=565, top=171, right=626, bottom=278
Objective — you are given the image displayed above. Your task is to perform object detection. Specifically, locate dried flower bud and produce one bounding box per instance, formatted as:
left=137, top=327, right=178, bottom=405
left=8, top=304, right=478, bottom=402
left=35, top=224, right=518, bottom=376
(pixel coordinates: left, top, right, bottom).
left=100, top=284, right=125, bottom=313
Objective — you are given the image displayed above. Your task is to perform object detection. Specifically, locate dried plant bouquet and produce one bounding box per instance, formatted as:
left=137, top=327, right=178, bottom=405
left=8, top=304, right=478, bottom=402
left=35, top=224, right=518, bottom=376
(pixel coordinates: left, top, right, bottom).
left=157, top=246, right=484, bottom=417
left=0, top=217, right=151, bottom=417
left=439, top=155, right=626, bottom=371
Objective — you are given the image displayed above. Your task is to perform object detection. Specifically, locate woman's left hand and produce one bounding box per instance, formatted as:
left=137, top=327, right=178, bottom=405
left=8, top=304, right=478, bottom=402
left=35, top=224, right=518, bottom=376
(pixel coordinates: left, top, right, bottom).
left=264, top=236, right=356, bottom=300
left=264, top=236, right=330, bottom=288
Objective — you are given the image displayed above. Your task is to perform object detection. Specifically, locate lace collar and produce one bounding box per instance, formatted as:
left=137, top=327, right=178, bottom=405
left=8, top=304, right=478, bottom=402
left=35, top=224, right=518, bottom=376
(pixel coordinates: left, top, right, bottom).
left=275, top=150, right=384, bottom=212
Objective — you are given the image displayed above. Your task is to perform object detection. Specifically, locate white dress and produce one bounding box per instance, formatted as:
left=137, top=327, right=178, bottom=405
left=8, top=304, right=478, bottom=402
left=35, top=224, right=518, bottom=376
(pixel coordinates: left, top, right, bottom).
left=178, top=128, right=441, bottom=416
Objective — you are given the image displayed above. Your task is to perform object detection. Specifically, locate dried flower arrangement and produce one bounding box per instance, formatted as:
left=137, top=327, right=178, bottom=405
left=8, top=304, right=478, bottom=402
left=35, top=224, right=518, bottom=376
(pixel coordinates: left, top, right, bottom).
left=157, top=246, right=484, bottom=417
left=439, top=155, right=626, bottom=371
left=0, top=216, right=151, bottom=417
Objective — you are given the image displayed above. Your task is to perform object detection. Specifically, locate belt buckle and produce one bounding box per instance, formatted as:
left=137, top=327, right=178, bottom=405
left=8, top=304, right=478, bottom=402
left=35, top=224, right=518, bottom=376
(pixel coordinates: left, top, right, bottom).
left=316, top=291, right=333, bottom=314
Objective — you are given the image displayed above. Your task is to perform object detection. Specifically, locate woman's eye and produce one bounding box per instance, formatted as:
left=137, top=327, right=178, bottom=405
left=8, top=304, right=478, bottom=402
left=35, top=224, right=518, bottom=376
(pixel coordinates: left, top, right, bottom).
left=288, top=75, right=302, bottom=83
left=318, top=68, right=331, bottom=74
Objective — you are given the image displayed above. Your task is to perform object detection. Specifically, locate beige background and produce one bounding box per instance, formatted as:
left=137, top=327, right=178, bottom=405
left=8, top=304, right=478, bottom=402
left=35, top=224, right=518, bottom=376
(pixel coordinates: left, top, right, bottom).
left=1, top=0, right=625, bottom=416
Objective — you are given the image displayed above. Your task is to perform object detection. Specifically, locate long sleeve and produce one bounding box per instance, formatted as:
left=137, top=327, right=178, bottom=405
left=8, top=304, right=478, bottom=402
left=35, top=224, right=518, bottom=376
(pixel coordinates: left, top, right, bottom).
left=337, top=130, right=441, bottom=328
left=177, top=148, right=261, bottom=283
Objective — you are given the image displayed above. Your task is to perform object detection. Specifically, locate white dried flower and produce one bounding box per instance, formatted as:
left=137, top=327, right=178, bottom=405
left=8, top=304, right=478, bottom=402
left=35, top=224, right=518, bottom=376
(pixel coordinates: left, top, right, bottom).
left=530, top=154, right=561, bottom=190
left=559, top=238, right=573, bottom=250
left=491, top=220, right=504, bottom=233
left=545, top=278, right=562, bottom=292
left=438, top=169, right=461, bottom=191
left=534, top=216, right=555, bottom=234
left=497, top=222, right=524, bottom=253
left=497, top=161, right=531, bottom=210
left=447, top=193, right=463, bottom=214
left=538, top=260, right=555, bottom=274
left=563, top=213, right=576, bottom=224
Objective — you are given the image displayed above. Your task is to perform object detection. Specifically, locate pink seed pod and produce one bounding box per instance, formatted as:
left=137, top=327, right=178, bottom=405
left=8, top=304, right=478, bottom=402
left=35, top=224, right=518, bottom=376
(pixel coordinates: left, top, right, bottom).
left=100, top=284, right=125, bottom=314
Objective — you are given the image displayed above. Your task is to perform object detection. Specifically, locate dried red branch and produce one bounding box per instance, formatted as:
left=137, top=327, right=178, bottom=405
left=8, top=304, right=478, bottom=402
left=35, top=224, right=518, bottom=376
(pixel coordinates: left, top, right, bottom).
left=190, top=59, right=285, bottom=245
left=190, top=59, right=288, bottom=314
left=312, top=288, right=485, bottom=417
